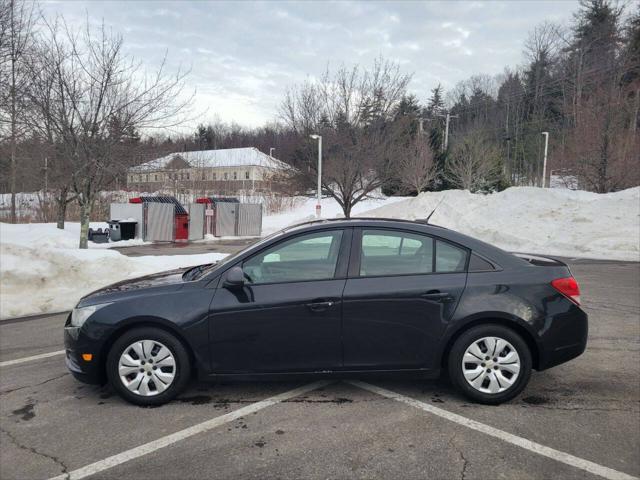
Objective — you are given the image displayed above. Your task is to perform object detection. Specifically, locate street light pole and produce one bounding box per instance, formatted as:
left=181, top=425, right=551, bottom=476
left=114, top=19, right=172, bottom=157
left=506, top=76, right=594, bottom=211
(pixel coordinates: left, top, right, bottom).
left=436, top=112, right=458, bottom=151
left=541, top=132, right=549, bottom=188
left=310, top=134, right=322, bottom=218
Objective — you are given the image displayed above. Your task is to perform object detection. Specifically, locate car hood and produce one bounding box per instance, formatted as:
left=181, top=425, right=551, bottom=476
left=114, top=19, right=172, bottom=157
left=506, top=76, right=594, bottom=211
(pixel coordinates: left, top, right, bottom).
left=77, top=267, right=190, bottom=307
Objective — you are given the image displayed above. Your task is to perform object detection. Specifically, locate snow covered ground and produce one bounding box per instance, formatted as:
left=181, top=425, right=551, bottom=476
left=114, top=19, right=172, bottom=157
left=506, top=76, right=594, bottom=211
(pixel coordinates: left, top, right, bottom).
left=0, top=221, right=148, bottom=250
left=0, top=222, right=227, bottom=319
left=361, top=187, right=640, bottom=261
left=1, top=186, right=638, bottom=319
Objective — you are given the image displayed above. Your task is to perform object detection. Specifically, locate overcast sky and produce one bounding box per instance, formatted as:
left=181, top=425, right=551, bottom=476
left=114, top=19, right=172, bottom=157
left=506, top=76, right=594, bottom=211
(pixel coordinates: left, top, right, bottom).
left=42, top=0, right=580, bottom=130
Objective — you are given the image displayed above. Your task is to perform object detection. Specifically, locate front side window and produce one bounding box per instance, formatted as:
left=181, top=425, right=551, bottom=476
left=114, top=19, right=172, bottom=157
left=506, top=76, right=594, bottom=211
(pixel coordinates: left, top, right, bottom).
left=243, top=230, right=344, bottom=284
left=360, top=230, right=433, bottom=277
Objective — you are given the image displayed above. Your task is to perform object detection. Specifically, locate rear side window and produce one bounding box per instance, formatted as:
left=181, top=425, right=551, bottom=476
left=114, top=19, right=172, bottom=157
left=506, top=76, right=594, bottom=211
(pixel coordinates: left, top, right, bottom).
left=360, top=230, right=433, bottom=276
left=435, top=240, right=467, bottom=273
left=468, top=253, right=496, bottom=272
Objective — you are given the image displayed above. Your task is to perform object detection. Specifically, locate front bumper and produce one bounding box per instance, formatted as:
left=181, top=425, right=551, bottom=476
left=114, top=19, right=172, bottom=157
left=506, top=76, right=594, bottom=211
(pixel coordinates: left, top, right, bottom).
left=64, top=325, right=105, bottom=385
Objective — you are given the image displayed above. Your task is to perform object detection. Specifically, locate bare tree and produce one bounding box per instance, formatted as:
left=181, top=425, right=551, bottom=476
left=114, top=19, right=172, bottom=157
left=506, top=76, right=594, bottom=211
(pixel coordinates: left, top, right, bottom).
left=313, top=124, right=403, bottom=218
left=28, top=18, right=192, bottom=247
left=0, top=0, right=36, bottom=223
left=395, top=135, right=437, bottom=195
left=446, top=130, right=502, bottom=192
left=281, top=57, right=412, bottom=217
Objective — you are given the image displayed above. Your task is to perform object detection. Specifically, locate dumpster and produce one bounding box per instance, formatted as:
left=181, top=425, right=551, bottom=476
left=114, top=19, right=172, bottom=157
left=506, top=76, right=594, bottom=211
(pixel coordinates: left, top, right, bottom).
left=129, top=196, right=188, bottom=242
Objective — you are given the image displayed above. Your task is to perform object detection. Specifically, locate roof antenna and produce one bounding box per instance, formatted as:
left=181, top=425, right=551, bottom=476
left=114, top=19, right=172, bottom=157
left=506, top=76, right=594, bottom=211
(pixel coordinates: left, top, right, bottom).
left=425, top=196, right=445, bottom=224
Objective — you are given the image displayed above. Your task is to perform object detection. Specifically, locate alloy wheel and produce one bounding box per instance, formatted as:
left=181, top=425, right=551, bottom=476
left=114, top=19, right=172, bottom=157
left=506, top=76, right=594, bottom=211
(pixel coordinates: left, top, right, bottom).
left=461, top=336, right=521, bottom=394
left=118, top=340, right=176, bottom=396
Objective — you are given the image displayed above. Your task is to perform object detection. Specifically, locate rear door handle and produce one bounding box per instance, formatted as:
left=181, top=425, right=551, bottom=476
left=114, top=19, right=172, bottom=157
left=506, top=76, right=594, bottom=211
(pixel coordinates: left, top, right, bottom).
left=421, top=291, right=454, bottom=302
left=306, top=300, right=335, bottom=312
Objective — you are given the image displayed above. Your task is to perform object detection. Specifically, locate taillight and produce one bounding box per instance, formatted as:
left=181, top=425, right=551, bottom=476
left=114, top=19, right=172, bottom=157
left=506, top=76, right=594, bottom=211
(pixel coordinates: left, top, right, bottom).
left=551, top=277, right=581, bottom=305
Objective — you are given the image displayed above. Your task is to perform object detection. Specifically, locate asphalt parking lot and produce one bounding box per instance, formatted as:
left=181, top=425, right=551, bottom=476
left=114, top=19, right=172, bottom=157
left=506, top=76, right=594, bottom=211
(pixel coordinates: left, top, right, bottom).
left=1, top=256, right=638, bottom=480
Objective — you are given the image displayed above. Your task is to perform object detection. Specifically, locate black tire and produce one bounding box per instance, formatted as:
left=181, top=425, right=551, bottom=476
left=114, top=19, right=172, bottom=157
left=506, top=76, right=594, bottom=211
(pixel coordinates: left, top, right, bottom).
left=448, top=324, right=532, bottom=405
left=106, top=327, right=191, bottom=406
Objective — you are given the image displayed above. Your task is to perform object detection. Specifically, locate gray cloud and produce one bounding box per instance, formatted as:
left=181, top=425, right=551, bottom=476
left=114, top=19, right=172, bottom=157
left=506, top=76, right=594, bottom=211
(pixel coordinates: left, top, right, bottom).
left=42, top=0, right=579, bottom=129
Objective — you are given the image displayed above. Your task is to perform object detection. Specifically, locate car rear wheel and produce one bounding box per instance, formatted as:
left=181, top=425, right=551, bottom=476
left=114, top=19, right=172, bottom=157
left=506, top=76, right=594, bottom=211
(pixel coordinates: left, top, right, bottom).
left=448, top=324, right=532, bottom=405
left=106, top=327, right=191, bottom=406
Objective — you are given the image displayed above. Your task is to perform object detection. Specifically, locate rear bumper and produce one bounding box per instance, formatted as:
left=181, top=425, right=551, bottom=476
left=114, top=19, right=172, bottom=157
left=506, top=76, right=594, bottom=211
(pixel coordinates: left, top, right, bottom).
left=537, top=306, right=588, bottom=370
left=64, top=327, right=105, bottom=385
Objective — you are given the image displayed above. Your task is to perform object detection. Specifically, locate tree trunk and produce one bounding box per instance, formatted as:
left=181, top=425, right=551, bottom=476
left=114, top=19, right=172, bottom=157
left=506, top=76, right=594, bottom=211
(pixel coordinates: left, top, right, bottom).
left=343, top=201, right=352, bottom=219
left=633, top=88, right=639, bottom=133
left=79, top=201, right=91, bottom=249
left=56, top=193, right=68, bottom=230
left=10, top=148, right=17, bottom=223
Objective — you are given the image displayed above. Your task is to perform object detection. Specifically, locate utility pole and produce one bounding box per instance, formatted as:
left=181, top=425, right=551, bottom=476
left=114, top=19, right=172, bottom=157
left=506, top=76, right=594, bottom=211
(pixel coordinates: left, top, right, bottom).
left=541, top=132, right=549, bottom=188
left=437, top=112, right=458, bottom=151
left=310, top=134, right=322, bottom=218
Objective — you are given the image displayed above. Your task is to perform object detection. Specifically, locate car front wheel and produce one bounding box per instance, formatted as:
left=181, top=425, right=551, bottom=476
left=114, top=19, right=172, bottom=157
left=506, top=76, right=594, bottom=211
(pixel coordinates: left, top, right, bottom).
left=106, top=327, right=191, bottom=406
left=448, top=324, right=532, bottom=405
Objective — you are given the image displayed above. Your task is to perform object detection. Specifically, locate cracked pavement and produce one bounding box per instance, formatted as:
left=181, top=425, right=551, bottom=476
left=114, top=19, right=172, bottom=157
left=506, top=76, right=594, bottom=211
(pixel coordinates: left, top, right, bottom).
left=0, top=258, right=638, bottom=479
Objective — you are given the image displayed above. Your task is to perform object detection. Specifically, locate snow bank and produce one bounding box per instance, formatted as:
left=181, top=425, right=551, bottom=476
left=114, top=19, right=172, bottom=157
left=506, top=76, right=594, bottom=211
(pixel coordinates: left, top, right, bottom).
left=262, top=195, right=410, bottom=235
left=0, top=222, right=149, bottom=250
left=360, top=187, right=640, bottom=261
left=0, top=222, right=227, bottom=319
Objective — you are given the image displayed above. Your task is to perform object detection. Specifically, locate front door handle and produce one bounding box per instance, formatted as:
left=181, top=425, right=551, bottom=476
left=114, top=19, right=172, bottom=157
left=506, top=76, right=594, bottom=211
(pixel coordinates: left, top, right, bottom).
left=306, top=300, right=335, bottom=312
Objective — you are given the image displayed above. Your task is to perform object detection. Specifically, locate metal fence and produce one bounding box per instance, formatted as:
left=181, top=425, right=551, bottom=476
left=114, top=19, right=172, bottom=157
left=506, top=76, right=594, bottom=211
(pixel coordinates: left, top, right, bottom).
left=237, top=204, right=262, bottom=236
left=188, top=203, right=205, bottom=240
left=215, top=203, right=238, bottom=237
left=145, top=203, right=174, bottom=242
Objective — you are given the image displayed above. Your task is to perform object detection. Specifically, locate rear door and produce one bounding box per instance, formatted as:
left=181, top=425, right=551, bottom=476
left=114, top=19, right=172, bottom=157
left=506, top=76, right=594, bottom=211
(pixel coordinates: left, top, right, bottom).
left=209, top=228, right=351, bottom=373
left=342, top=228, right=468, bottom=370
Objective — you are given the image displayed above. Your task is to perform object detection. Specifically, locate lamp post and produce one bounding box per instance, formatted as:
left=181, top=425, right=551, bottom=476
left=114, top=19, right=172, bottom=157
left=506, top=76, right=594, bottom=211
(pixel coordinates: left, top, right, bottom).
left=309, top=134, right=322, bottom=218
left=541, top=132, right=549, bottom=188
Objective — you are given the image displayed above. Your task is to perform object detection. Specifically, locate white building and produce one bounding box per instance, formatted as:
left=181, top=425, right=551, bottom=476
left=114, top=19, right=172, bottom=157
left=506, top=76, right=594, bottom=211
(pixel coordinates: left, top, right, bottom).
left=127, top=147, right=290, bottom=195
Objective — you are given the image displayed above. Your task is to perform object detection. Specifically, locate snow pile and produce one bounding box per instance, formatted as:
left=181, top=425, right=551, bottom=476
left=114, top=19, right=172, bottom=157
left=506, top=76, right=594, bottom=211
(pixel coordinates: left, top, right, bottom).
left=262, top=195, right=409, bottom=235
left=0, top=222, right=226, bottom=319
left=0, top=222, right=148, bottom=250
left=360, top=187, right=640, bottom=261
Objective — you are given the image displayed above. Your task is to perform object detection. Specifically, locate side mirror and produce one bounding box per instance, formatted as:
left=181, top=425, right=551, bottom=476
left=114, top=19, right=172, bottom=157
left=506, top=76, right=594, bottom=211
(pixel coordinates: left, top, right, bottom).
left=224, top=266, right=245, bottom=288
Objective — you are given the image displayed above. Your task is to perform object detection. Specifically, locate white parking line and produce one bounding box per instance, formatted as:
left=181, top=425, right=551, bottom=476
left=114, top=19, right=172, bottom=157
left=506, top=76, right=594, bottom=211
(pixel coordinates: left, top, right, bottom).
left=0, top=350, right=65, bottom=367
left=350, top=381, right=638, bottom=480
left=48, top=380, right=330, bottom=480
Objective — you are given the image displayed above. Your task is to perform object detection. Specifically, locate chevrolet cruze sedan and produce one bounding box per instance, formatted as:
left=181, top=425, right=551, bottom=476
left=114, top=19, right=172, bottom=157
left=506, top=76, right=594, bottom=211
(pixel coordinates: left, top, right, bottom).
left=64, top=218, right=588, bottom=406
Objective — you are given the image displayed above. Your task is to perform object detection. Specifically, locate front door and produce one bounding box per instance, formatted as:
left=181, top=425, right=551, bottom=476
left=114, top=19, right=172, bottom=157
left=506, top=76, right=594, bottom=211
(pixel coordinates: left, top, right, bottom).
left=209, top=228, right=350, bottom=373
left=342, top=228, right=468, bottom=370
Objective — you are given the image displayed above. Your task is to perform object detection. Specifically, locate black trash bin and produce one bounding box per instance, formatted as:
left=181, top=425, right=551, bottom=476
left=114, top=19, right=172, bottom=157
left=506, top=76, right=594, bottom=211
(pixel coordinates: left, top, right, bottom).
left=119, top=220, right=137, bottom=240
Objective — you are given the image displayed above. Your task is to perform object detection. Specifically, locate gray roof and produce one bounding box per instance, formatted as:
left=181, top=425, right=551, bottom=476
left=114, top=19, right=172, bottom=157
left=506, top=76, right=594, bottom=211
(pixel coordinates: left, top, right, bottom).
left=130, top=147, right=290, bottom=172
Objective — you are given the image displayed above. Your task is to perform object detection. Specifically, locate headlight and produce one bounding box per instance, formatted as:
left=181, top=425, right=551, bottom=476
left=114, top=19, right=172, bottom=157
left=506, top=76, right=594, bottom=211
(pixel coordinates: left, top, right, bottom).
left=70, top=303, right=111, bottom=328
